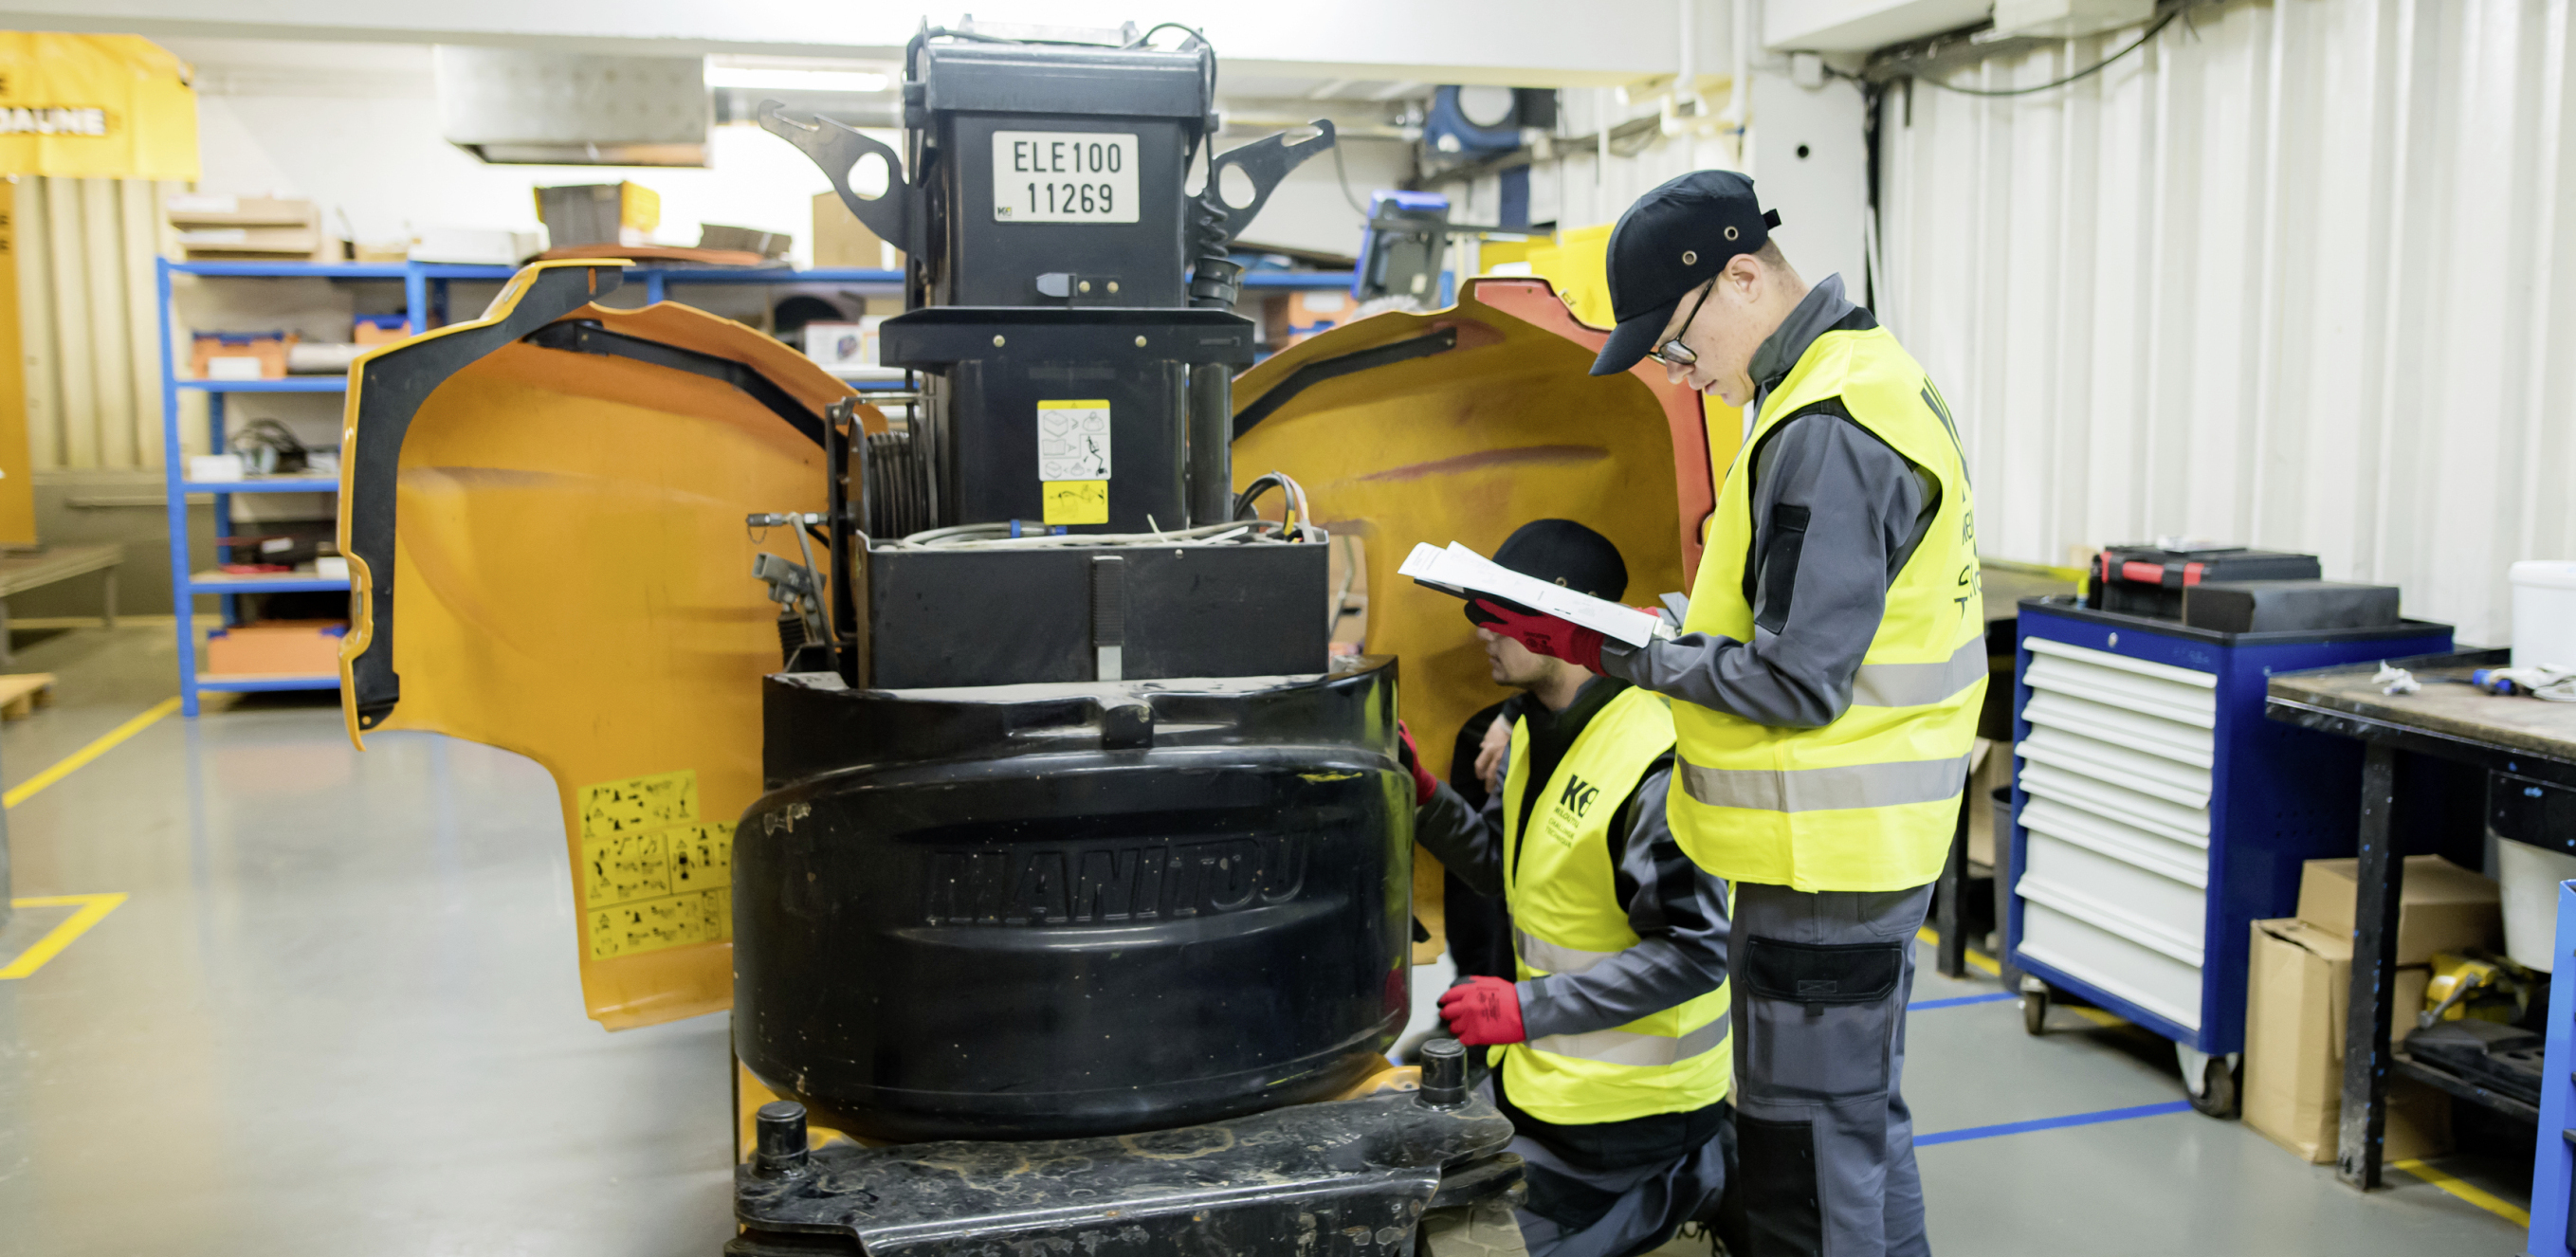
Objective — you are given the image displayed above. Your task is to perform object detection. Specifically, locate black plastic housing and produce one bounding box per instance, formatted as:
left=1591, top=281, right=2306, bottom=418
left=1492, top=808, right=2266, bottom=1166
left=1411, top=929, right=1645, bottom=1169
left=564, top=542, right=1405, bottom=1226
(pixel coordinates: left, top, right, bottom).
left=2181, top=579, right=2402, bottom=633
left=879, top=307, right=1254, bottom=532
left=860, top=537, right=1328, bottom=689
left=915, top=40, right=1211, bottom=309
left=737, top=658, right=1410, bottom=1142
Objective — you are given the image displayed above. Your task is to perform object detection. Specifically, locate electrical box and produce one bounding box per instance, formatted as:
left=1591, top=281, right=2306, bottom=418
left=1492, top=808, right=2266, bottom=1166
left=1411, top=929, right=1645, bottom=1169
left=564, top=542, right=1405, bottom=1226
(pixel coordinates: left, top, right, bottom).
left=1993, top=0, right=2158, bottom=39
left=1764, top=0, right=1995, bottom=52
left=911, top=40, right=1210, bottom=308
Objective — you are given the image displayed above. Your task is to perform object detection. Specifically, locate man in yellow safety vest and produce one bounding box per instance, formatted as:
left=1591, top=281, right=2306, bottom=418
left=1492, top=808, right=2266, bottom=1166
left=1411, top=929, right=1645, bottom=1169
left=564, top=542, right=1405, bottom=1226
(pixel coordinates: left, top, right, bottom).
left=1401, top=519, right=1735, bottom=1257
left=1473, top=172, right=1981, bottom=1257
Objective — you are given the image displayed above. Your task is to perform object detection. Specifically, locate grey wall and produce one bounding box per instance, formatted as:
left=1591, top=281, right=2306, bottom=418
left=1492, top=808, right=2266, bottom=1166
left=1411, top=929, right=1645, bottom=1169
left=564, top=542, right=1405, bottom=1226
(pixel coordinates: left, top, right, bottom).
left=20, top=471, right=216, bottom=620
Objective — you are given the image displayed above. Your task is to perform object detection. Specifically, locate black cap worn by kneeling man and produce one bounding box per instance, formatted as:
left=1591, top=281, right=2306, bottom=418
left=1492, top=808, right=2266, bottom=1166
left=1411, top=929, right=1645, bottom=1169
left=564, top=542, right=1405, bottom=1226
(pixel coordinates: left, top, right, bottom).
left=1589, top=170, right=1782, bottom=376
left=1468, top=519, right=1629, bottom=628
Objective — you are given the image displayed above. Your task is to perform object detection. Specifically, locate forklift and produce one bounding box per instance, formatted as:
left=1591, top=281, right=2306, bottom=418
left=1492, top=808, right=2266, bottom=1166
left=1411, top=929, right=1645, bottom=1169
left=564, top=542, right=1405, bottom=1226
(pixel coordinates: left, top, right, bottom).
left=335, top=18, right=1721, bottom=1255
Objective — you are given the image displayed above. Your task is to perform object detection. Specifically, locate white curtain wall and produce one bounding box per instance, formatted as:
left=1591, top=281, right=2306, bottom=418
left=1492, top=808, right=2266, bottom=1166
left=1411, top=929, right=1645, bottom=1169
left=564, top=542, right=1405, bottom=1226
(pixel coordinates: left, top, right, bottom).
left=1876, top=0, right=2576, bottom=647
left=15, top=175, right=177, bottom=473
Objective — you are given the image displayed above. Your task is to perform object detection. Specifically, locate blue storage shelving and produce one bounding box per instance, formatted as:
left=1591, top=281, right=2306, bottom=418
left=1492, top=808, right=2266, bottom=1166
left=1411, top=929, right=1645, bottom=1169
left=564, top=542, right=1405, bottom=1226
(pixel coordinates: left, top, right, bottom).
left=2005, top=597, right=2452, bottom=1089
left=155, top=259, right=906, bottom=714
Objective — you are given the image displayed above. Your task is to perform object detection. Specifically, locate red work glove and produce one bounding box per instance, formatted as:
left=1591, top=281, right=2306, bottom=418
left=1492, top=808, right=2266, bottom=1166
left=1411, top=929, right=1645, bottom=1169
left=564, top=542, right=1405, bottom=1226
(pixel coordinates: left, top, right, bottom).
left=1471, top=599, right=1606, bottom=674
left=1396, top=720, right=1438, bottom=807
left=1437, top=975, right=1526, bottom=1046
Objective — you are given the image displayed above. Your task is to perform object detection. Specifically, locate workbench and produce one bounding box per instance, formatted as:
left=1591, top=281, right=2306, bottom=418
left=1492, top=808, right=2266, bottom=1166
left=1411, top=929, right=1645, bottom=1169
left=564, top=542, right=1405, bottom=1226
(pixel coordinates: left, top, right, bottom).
left=0, top=544, right=121, bottom=666
left=2264, top=649, right=2575, bottom=1188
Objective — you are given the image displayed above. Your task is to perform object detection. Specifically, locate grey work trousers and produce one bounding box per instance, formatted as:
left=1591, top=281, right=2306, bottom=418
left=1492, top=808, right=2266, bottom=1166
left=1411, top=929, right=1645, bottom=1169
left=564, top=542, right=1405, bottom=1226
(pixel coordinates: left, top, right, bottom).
left=1728, top=881, right=1933, bottom=1257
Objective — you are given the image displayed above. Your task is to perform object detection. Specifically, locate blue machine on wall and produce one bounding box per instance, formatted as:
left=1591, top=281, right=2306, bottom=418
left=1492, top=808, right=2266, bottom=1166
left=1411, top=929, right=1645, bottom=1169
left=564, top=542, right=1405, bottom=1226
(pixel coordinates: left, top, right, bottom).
left=2006, top=596, right=2452, bottom=1113
left=1422, top=85, right=1553, bottom=156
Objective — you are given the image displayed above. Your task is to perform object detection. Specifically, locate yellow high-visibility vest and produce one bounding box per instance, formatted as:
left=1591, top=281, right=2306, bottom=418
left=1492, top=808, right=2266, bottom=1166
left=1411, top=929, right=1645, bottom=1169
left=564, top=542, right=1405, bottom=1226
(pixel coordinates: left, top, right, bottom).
left=1499, top=684, right=1732, bottom=1125
left=1666, top=325, right=1985, bottom=893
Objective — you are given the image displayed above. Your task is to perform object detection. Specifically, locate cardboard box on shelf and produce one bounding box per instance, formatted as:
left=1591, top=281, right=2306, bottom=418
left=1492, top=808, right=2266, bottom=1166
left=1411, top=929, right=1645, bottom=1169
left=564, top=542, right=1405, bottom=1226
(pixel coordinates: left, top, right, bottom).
left=353, top=315, right=411, bottom=345
left=169, top=194, right=335, bottom=260
left=166, top=193, right=316, bottom=227
left=191, top=331, right=296, bottom=380
left=813, top=191, right=902, bottom=270
left=177, top=226, right=338, bottom=262
left=205, top=620, right=347, bottom=677
left=537, top=182, right=660, bottom=248
left=1263, top=288, right=1356, bottom=349
left=2243, top=917, right=2451, bottom=1163
left=410, top=227, right=540, bottom=265
left=2296, top=855, right=2500, bottom=965
left=700, top=224, right=793, bottom=260
left=802, top=319, right=882, bottom=370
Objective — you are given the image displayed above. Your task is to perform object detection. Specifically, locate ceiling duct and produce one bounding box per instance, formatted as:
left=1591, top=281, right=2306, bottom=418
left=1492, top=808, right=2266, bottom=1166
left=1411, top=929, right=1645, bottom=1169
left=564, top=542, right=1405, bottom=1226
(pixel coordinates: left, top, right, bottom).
left=435, top=46, right=708, bottom=167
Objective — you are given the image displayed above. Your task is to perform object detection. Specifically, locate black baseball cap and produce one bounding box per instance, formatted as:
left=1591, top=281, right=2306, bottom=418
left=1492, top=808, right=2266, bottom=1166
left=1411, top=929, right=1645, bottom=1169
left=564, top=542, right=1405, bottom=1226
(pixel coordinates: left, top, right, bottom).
left=1466, top=519, right=1629, bottom=628
left=1588, top=171, right=1781, bottom=376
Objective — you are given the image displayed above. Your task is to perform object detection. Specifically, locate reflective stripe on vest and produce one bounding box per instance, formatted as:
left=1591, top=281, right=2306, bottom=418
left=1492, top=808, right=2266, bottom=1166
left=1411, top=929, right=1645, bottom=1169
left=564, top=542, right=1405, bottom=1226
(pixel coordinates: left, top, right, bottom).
left=1499, top=685, right=1732, bottom=1125
left=1667, top=324, right=1987, bottom=893
left=1529, top=1010, right=1732, bottom=1068
left=1676, top=753, right=1971, bottom=812
left=1514, top=928, right=1619, bottom=975
left=1851, top=638, right=1988, bottom=708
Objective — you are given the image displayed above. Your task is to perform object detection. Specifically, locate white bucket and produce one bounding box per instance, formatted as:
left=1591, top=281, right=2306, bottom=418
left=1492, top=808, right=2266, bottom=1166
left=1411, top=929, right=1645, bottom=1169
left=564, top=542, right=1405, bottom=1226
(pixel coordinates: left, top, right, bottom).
left=2496, top=837, right=2576, bottom=971
left=2511, top=559, right=2576, bottom=669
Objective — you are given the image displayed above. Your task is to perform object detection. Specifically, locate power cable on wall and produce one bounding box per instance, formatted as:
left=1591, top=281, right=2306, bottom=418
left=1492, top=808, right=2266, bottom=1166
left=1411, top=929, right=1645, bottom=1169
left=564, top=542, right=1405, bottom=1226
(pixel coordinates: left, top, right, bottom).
left=1859, top=5, right=2185, bottom=99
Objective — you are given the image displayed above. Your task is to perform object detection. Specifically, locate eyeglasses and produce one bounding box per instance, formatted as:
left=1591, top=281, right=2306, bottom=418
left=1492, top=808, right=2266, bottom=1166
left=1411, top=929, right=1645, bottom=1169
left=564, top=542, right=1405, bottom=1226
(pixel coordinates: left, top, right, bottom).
left=1650, top=281, right=1715, bottom=369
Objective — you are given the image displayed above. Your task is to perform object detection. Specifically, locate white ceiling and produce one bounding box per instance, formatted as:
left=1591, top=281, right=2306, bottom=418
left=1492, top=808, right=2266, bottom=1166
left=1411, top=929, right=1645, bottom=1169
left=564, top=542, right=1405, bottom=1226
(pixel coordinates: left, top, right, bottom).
left=1, top=1, right=1737, bottom=85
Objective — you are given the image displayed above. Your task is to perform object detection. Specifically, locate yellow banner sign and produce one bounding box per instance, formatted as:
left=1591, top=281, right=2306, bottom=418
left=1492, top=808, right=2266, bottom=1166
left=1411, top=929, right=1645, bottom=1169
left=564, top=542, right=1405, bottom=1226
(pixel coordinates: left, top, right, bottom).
left=0, top=33, right=197, bottom=180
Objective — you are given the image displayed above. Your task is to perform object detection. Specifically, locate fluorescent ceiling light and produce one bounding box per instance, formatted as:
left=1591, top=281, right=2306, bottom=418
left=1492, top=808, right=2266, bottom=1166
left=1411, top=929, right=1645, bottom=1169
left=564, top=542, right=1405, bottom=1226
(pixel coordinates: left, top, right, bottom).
left=704, top=66, right=888, bottom=94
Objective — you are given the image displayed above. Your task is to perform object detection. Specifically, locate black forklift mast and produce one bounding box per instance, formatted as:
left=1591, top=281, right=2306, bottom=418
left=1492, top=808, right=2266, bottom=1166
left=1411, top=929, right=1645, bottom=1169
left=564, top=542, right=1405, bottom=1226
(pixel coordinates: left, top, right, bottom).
left=729, top=19, right=1526, bottom=1257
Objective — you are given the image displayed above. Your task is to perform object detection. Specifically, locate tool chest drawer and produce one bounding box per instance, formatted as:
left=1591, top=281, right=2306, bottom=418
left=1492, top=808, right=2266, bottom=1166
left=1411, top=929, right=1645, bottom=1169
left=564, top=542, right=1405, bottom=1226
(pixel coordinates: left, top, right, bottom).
left=2017, top=636, right=2216, bottom=1030
left=2005, top=598, right=2454, bottom=1055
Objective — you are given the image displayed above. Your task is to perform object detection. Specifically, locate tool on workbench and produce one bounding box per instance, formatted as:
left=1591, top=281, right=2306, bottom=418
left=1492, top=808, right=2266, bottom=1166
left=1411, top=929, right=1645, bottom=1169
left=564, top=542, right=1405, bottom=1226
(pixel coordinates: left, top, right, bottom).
left=2469, top=665, right=2576, bottom=701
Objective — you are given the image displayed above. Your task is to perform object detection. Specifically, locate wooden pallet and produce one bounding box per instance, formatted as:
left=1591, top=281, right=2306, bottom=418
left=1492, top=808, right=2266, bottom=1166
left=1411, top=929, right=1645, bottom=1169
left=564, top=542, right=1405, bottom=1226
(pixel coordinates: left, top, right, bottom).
left=0, top=672, right=56, bottom=719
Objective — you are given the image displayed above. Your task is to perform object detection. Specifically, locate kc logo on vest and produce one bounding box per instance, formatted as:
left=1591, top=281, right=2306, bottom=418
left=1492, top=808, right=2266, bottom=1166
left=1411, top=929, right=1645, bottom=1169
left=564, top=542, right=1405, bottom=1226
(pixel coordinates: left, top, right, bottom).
left=1559, top=773, right=1602, bottom=816
left=1542, top=773, right=1604, bottom=848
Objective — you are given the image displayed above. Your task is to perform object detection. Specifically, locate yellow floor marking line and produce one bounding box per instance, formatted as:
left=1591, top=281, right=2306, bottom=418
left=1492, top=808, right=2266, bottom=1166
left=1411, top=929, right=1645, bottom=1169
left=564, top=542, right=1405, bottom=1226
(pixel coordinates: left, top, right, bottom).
left=1913, top=926, right=2001, bottom=977
left=3, top=696, right=180, bottom=810
left=2390, top=1157, right=2530, bottom=1229
left=0, top=893, right=127, bottom=978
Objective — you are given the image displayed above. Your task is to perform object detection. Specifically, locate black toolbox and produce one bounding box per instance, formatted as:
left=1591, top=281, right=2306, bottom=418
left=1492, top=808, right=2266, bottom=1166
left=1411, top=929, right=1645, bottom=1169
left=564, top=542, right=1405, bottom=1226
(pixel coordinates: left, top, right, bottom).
left=2087, top=544, right=2321, bottom=619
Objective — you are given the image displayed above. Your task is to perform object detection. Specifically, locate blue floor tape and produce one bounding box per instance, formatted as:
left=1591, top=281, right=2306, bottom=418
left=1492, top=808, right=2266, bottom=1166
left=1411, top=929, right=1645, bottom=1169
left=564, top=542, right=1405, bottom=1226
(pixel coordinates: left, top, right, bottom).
left=1916, top=1100, right=2194, bottom=1147
left=1909, top=992, right=2017, bottom=1011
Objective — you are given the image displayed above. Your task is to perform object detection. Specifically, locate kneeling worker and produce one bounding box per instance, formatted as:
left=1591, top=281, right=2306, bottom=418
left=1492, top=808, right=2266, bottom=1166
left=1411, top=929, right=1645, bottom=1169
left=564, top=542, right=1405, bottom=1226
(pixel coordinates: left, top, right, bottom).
left=1398, top=519, right=1732, bottom=1257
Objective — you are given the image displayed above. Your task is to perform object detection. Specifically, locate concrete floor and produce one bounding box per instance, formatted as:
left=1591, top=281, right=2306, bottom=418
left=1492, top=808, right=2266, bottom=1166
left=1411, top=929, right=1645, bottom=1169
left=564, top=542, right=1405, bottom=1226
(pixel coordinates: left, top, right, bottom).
left=0, top=626, right=2542, bottom=1255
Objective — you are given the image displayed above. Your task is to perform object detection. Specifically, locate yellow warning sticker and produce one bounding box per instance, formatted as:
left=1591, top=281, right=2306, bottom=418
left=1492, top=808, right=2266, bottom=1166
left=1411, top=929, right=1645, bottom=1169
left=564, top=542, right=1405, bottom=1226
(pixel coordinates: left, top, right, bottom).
left=1042, top=478, right=1108, bottom=524
left=579, top=769, right=734, bottom=959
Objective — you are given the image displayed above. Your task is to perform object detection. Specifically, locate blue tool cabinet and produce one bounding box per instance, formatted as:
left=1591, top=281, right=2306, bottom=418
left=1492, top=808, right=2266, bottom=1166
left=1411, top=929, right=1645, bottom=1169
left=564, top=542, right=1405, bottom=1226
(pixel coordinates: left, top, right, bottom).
left=2006, top=598, right=2452, bottom=1084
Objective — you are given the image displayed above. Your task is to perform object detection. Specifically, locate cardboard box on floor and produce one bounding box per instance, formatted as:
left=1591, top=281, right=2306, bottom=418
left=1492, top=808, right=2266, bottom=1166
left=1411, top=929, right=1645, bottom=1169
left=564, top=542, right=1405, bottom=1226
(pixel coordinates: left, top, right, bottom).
left=2296, top=854, right=2503, bottom=964
left=2242, top=855, right=2499, bottom=1164
left=2243, top=919, right=2450, bottom=1163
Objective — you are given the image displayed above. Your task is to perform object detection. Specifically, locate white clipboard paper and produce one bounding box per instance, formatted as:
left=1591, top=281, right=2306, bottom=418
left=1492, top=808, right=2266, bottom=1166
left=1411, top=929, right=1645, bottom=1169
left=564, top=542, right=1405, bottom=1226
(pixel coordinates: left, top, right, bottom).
left=1398, top=541, right=1666, bottom=647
